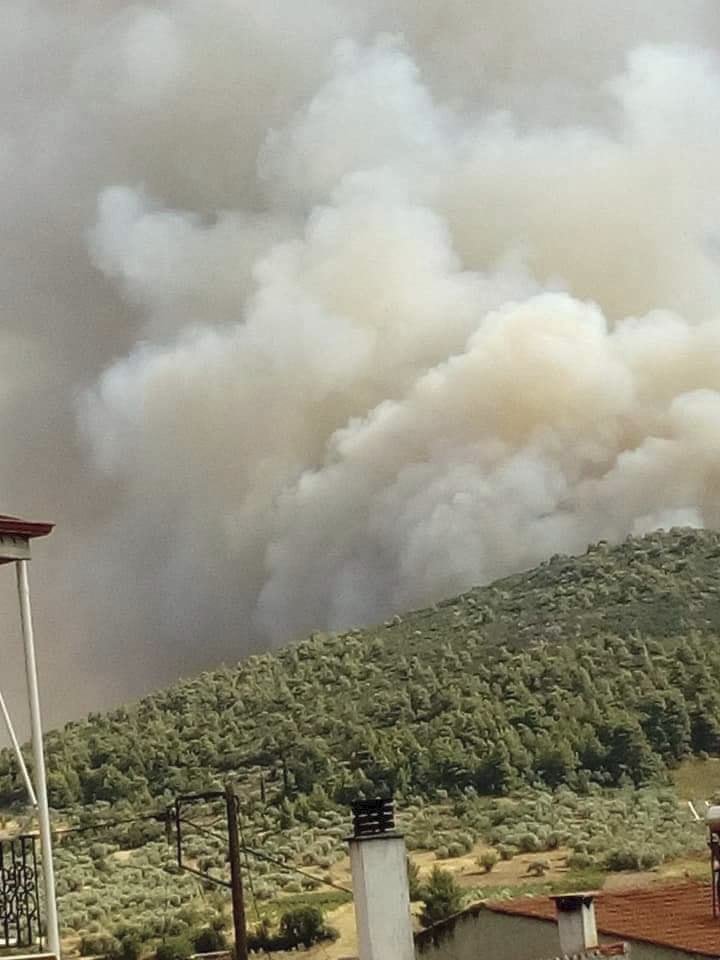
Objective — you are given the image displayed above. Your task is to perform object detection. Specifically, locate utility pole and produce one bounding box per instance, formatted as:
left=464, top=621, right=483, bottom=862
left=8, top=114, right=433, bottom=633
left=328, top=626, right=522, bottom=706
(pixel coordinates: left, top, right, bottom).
left=224, top=784, right=249, bottom=960
left=172, top=787, right=249, bottom=960
left=174, top=787, right=355, bottom=956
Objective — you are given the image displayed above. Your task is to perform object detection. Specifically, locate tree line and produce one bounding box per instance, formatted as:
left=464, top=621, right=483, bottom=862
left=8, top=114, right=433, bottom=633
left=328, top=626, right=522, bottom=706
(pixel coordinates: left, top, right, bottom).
left=2, top=528, right=720, bottom=810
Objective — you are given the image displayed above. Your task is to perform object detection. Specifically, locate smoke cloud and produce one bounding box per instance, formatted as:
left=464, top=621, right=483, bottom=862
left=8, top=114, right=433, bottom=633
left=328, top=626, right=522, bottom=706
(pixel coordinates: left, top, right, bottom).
left=3, top=1, right=720, bottom=728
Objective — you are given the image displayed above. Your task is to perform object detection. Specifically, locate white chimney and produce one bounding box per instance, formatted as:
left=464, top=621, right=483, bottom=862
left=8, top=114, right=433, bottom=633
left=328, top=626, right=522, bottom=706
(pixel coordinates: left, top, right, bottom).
left=550, top=893, right=599, bottom=956
left=348, top=799, right=415, bottom=960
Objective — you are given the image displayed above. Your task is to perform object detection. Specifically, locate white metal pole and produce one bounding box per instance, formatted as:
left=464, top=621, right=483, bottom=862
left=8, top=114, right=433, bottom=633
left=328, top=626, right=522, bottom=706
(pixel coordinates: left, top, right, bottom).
left=16, top=559, right=60, bottom=957
left=0, top=687, right=38, bottom=807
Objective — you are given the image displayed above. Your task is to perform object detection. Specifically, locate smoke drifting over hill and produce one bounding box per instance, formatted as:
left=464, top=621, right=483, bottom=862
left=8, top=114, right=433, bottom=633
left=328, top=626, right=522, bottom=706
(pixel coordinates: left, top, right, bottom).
left=3, top=2, right=720, bottom=725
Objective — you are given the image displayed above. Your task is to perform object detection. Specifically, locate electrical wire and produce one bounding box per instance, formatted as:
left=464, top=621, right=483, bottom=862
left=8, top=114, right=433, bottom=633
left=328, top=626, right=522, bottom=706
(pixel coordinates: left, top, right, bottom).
left=14, top=797, right=353, bottom=955
left=242, top=847, right=352, bottom=896
left=179, top=807, right=352, bottom=956
left=19, top=805, right=353, bottom=896
left=177, top=815, right=352, bottom=894
left=51, top=811, right=167, bottom=838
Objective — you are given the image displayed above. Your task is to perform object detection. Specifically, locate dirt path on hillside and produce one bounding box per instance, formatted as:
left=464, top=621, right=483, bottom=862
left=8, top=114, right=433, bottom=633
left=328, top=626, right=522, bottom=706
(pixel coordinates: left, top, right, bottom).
left=412, top=843, right=572, bottom=889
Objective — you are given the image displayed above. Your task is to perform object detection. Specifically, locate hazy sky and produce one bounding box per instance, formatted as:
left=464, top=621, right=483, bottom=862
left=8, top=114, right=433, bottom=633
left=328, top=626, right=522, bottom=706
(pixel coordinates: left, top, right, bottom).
left=3, top=0, right=720, bottom=735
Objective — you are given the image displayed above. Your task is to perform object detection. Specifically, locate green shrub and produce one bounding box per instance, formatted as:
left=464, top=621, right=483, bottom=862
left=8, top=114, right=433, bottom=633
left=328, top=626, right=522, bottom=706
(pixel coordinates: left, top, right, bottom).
left=545, top=832, right=560, bottom=850
left=567, top=852, right=595, bottom=870
left=248, top=906, right=338, bottom=952
left=80, top=933, right=121, bottom=958
left=248, top=919, right=272, bottom=952
left=419, top=867, right=464, bottom=928
left=279, top=906, right=329, bottom=947
left=517, top=832, right=541, bottom=853
left=604, top=849, right=641, bottom=871
left=639, top=848, right=662, bottom=869
left=192, top=927, right=227, bottom=953
left=109, top=934, right=142, bottom=960
left=155, top=935, right=193, bottom=960
left=478, top=850, right=499, bottom=873
left=455, top=832, right=474, bottom=852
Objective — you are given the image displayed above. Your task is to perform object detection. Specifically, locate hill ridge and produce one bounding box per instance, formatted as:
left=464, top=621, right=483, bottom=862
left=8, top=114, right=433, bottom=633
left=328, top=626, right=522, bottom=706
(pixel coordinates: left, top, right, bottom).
left=2, top=526, right=720, bottom=811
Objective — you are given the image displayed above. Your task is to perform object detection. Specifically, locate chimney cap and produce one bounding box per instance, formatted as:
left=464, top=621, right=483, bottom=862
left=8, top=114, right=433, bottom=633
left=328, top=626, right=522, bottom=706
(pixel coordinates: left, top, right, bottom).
left=550, top=892, right=599, bottom=912
left=350, top=798, right=398, bottom=839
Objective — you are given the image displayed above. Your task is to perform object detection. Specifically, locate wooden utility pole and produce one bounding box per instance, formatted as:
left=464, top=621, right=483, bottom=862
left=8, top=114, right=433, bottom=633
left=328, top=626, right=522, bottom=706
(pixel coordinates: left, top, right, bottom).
left=225, top=783, right=249, bottom=960
left=172, top=786, right=250, bottom=960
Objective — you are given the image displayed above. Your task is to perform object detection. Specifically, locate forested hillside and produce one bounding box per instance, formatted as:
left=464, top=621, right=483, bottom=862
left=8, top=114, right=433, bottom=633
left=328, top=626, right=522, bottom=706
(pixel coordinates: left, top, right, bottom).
left=2, top=527, right=720, bottom=810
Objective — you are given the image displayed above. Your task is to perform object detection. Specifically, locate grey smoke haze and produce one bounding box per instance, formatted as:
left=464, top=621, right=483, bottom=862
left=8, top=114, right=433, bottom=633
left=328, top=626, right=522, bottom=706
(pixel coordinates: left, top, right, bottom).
left=3, top=1, right=720, bottom=732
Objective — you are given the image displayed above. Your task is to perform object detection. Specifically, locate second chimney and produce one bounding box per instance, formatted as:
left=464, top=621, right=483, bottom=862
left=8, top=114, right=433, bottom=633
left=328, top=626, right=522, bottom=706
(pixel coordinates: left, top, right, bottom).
left=550, top=892, right=599, bottom=956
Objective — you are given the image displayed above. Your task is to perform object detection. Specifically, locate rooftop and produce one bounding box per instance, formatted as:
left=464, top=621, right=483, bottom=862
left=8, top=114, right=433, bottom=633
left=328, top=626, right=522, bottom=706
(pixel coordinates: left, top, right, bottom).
left=488, top=882, right=720, bottom=957
left=0, top=514, right=54, bottom=563
left=0, top=514, right=54, bottom=539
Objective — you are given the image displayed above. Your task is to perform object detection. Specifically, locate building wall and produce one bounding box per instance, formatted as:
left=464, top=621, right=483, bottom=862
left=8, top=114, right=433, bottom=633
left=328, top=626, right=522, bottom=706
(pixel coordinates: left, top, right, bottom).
left=414, top=909, right=711, bottom=960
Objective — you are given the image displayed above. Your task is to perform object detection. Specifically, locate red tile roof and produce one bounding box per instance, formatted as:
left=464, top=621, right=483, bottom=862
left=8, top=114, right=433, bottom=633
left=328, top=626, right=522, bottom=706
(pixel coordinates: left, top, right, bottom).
left=488, top=882, right=720, bottom=957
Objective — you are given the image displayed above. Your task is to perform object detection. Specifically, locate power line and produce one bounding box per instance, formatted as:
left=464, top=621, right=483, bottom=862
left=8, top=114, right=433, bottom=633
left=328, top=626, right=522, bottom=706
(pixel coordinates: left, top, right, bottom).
left=242, top=846, right=351, bottom=896
left=177, top=814, right=351, bottom=895
left=52, top=810, right=168, bottom=838
left=17, top=808, right=354, bottom=895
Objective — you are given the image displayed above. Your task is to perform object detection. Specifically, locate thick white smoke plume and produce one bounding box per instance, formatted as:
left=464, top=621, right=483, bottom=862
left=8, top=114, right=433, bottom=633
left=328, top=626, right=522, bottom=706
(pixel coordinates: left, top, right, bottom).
left=3, top=1, right=720, bottom=724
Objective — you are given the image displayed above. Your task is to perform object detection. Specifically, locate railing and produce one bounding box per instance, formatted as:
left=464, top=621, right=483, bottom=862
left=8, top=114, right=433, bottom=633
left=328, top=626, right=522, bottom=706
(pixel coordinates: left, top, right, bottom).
left=0, top=835, right=42, bottom=949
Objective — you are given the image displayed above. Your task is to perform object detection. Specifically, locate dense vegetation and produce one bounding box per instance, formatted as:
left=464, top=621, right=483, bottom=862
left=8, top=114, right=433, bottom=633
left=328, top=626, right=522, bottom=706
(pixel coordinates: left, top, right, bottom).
left=1, top=527, right=718, bottom=953
left=3, top=528, right=720, bottom=810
